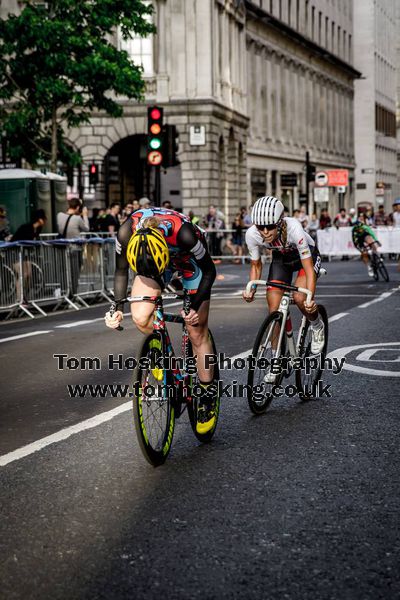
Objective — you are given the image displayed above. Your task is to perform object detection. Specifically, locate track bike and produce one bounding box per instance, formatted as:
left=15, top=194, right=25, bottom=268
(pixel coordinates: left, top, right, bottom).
left=111, top=291, right=220, bottom=466
left=246, top=278, right=329, bottom=414
left=365, top=242, right=389, bottom=282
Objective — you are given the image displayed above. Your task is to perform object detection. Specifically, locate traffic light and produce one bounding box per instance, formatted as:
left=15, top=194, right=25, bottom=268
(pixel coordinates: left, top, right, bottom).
left=89, top=163, right=99, bottom=186
left=307, top=163, right=316, bottom=182
left=147, top=106, right=164, bottom=166
left=163, top=125, right=179, bottom=168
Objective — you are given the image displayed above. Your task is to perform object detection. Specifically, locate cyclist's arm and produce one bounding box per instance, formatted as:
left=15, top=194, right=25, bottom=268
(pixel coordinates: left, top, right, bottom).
left=300, top=257, right=317, bottom=298
left=244, top=227, right=263, bottom=297
left=178, top=223, right=216, bottom=312
left=113, top=218, right=132, bottom=311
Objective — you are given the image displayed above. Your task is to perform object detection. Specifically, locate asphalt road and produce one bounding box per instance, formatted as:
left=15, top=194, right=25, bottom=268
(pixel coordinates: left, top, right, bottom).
left=0, top=258, right=399, bottom=599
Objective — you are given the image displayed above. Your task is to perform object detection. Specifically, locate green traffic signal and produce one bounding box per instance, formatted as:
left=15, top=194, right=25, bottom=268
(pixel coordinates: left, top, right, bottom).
left=149, top=137, right=161, bottom=150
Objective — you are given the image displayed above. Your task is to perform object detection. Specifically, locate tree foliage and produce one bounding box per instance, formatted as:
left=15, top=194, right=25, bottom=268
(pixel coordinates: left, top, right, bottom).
left=0, top=0, right=155, bottom=170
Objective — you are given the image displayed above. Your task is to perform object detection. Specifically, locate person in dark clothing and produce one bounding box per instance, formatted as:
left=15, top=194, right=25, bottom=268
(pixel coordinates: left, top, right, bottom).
left=11, top=209, right=47, bottom=241
left=11, top=210, right=47, bottom=304
left=103, top=203, right=121, bottom=234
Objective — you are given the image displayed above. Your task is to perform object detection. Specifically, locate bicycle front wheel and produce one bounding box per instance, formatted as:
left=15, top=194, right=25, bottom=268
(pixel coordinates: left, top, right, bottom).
left=295, top=305, right=329, bottom=400
left=247, top=311, right=286, bottom=415
left=132, top=332, right=175, bottom=466
left=378, top=259, right=389, bottom=282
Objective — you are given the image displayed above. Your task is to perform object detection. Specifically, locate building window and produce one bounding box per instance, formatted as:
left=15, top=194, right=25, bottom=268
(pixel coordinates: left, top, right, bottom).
left=118, top=2, right=154, bottom=76
left=305, top=0, right=309, bottom=36
left=296, top=0, right=300, bottom=29
left=318, top=11, right=322, bottom=44
left=325, top=17, right=329, bottom=48
left=337, top=26, right=341, bottom=57
left=331, top=21, right=335, bottom=53
left=288, top=0, right=291, bottom=26
left=311, top=6, right=315, bottom=40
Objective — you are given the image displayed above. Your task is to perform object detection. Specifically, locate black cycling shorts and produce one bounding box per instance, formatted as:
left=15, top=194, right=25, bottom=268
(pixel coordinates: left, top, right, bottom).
left=268, top=247, right=321, bottom=286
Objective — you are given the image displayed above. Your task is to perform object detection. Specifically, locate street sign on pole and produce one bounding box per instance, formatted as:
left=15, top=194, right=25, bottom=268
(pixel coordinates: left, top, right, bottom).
left=315, top=171, right=328, bottom=187
left=314, top=187, right=329, bottom=203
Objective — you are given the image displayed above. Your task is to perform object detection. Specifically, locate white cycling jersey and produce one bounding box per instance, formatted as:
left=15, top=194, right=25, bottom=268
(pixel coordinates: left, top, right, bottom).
left=245, top=217, right=315, bottom=261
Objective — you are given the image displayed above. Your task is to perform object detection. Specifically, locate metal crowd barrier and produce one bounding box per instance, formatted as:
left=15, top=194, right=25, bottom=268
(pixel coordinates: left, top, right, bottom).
left=0, top=238, right=115, bottom=319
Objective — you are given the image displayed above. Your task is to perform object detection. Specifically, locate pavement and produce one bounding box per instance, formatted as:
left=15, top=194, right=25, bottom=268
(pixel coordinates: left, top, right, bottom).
left=0, top=258, right=399, bottom=599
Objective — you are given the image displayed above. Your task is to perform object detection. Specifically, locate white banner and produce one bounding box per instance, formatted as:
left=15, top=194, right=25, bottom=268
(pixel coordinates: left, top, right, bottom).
left=317, top=227, right=400, bottom=256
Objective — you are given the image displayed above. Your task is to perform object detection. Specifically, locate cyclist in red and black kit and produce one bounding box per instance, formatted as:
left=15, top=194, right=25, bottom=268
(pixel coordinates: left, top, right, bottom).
left=104, top=206, right=218, bottom=433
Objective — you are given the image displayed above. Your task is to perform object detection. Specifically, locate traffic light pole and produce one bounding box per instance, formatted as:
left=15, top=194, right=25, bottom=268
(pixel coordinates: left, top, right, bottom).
left=155, top=165, right=161, bottom=207
left=305, top=151, right=310, bottom=216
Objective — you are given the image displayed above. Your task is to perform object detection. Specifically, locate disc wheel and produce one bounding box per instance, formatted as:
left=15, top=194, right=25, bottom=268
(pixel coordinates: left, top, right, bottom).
left=295, top=305, right=329, bottom=400
left=247, top=311, right=286, bottom=415
left=132, top=332, right=175, bottom=466
left=187, top=329, right=220, bottom=443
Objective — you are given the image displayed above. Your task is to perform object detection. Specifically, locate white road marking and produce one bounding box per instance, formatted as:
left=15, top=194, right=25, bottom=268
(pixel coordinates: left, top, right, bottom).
left=328, top=312, right=348, bottom=323
left=357, top=287, right=399, bottom=309
left=0, top=331, right=52, bottom=344
left=0, top=403, right=131, bottom=468
left=326, top=342, right=400, bottom=378
left=0, top=347, right=250, bottom=467
left=56, top=318, right=104, bottom=328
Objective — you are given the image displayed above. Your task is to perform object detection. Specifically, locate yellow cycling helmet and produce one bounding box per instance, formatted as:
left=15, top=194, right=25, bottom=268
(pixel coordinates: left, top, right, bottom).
left=127, top=227, right=169, bottom=277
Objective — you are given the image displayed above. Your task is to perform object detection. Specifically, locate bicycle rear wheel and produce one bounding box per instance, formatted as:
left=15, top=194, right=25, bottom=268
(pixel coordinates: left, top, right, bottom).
left=132, top=332, right=175, bottom=466
left=187, top=330, right=220, bottom=443
left=247, top=311, right=286, bottom=415
left=295, top=305, right=329, bottom=400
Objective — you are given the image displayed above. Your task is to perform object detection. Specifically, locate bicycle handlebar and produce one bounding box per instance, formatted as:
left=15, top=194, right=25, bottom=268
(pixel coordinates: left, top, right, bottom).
left=245, top=279, right=313, bottom=305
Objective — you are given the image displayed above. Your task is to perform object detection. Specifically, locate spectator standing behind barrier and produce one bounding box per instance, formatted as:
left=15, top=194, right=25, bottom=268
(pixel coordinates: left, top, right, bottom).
left=162, top=200, right=173, bottom=210
left=103, top=203, right=121, bottom=234
left=241, top=206, right=252, bottom=228
left=57, top=198, right=89, bottom=238
left=57, top=198, right=89, bottom=297
left=349, top=208, right=358, bottom=225
left=205, top=205, right=225, bottom=264
left=374, top=204, right=389, bottom=226
left=307, top=212, right=319, bottom=243
left=188, top=210, right=200, bottom=226
left=11, top=209, right=47, bottom=304
left=319, top=209, right=332, bottom=229
left=298, top=206, right=309, bottom=229
left=227, top=212, right=244, bottom=264
left=333, top=208, right=351, bottom=228
left=0, top=207, right=11, bottom=241
left=389, top=199, right=400, bottom=227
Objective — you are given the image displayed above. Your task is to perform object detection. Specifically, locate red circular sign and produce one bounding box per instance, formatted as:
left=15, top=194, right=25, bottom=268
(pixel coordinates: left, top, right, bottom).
left=147, top=150, right=163, bottom=166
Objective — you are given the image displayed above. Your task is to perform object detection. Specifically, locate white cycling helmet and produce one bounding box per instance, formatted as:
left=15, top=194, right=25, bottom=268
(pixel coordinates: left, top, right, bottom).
left=251, top=196, right=284, bottom=226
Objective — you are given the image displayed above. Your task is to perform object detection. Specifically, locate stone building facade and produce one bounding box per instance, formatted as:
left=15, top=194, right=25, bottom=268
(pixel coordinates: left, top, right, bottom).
left=2, top=0, right=360, bottom=220
left=353, top=0, right=397, bottom=211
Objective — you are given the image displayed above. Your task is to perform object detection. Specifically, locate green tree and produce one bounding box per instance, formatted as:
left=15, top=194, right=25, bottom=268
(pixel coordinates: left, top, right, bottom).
left=0, top=0, right=155, bottom=171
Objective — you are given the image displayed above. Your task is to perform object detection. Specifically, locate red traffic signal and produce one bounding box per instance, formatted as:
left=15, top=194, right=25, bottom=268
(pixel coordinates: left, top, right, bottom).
left=89, top=163, right=99, bottom=186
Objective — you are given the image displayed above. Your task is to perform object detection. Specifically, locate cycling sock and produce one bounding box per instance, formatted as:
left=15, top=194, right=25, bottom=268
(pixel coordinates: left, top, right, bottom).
left=310, top=315, right=323, bottom=330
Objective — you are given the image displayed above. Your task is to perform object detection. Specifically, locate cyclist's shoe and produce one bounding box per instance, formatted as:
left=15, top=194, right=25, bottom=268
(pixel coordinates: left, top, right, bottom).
left=196, top=398, right=217, bottom=434
left=368, top=266, right=374, bottom=277
left=264, top=369, right=277, bottom=384
left=311, top=323, right=325, bottom=355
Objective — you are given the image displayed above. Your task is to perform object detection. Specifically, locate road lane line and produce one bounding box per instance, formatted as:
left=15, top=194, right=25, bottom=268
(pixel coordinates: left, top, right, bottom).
left=56, top=318, right=104, bottom=328
left=328, top=313, right=348, bottom=323
left=0, top=403, right=131, bottom=468
left=0, top=347, right=250, bottom=467
left=0, top=331, right=52, bottom=344
left=357, top=287, right=399, bottom=309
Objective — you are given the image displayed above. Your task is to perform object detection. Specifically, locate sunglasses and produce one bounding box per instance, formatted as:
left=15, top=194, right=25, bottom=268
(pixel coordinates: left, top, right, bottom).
left=256, top=224, right=278, bottom=232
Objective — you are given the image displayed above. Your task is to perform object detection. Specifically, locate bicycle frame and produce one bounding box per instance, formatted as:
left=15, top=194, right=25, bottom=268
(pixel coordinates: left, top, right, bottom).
left=126, top=291, right=193, bottom=408
left=246, top=279, right=313, bottom=361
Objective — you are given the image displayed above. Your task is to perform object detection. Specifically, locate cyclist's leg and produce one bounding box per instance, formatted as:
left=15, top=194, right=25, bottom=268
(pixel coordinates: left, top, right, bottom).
left=267, top=252, right=291, bottom=349
left=130, top=274, right=162, bottom=335
left=181, top=261, right=214, bottom=383
left=292, top=249, right=320, bottom=323
left=186, top=300, right=213, bottom=383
